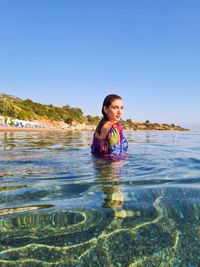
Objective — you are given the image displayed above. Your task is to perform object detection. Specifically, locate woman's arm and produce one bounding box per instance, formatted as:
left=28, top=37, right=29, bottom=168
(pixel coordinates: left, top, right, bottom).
left=95, top=121, right=113, bottom=139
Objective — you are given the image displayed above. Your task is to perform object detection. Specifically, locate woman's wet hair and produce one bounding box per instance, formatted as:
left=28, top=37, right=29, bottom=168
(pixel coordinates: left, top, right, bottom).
left=96, top=94, right=122, bottom=135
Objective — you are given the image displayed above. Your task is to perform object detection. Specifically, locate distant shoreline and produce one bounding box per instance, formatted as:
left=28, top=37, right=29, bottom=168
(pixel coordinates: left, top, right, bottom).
left=0, top=126, right=77, bottom=132
left=0, top=93, right=190, bottom=133
left=0, top=125, right=190, bottom=132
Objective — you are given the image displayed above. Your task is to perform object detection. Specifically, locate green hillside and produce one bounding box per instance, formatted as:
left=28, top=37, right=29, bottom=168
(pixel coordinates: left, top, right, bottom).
left=0, top=93, right=89, bottom=125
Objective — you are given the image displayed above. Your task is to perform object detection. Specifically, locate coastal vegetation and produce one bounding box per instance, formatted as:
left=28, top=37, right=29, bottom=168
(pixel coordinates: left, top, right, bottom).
left=0, top=93, right=189, bottom=131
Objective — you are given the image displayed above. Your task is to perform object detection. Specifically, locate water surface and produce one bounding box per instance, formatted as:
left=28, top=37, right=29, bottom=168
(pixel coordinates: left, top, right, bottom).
left=0, top=130, right=200, bottom=266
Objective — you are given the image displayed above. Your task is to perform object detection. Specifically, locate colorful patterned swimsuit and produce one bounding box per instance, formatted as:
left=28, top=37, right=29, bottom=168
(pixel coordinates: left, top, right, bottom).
left=91, top=123, right=128, bottom=160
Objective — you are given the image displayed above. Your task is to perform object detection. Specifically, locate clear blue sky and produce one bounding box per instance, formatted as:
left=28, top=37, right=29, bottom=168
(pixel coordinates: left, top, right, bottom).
left=0, top=0, right=200, bottom=129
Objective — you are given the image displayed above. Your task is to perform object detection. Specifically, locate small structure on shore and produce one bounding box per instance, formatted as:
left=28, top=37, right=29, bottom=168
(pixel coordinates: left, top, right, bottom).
left=0, top=116, right=46, bottom=128
left=0, top=116, right=5, bottom=125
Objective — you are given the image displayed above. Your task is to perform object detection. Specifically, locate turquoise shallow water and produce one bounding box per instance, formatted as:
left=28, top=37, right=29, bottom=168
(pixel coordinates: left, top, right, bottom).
left=0, top=130, right=200, bottom=266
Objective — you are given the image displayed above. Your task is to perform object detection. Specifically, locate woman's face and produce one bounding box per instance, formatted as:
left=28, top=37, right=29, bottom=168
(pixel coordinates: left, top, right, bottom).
left=104, top=99, right=124, bottom=123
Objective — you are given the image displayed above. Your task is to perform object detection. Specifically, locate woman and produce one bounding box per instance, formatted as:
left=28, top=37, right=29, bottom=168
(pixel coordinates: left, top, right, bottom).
left=91, top=94, right=128, bottom=160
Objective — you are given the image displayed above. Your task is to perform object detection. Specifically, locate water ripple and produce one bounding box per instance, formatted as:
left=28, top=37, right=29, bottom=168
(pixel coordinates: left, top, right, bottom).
left=1, top=130, right=200, bottom=266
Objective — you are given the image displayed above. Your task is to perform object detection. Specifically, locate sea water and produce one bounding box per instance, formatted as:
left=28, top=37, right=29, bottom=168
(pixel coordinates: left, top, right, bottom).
left=0, top=130, right=200, bottom=266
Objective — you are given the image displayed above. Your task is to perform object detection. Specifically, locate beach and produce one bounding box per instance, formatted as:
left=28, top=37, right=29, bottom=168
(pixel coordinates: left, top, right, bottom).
left=0, top=125, right=189, bottom=132
left=0, top=124, right=96, bottom=132
left=0, top=126, right=75, bottom=132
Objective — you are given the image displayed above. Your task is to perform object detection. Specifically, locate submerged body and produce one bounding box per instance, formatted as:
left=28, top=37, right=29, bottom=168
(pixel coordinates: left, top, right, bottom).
left=91, top=122, right=128, bottom=160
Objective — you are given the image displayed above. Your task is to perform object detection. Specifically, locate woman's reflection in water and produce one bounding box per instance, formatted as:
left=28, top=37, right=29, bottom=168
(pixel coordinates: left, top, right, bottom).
left=93, top=158, right=125, bottom=209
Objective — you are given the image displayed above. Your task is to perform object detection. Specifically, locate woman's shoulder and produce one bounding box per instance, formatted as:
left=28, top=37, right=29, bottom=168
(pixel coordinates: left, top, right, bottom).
left=113, top=122, right=122, bottom=129
left=95, top=121, right=113, bottom=139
